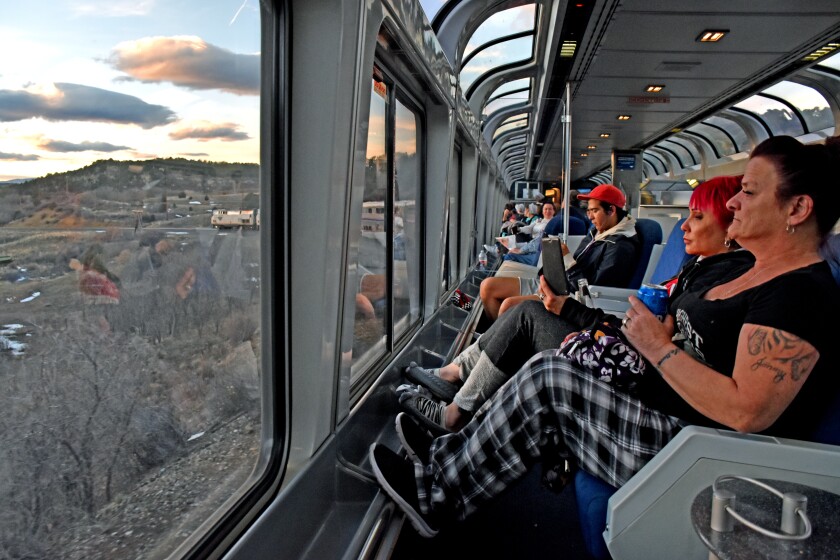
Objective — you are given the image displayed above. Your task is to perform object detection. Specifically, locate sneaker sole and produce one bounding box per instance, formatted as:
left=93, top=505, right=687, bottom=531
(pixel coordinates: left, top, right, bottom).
left=369, top=444, right=438, bottom=538
left=404, top=365, right=458, bottom=403
left=395, top=412, right=430, bottom=463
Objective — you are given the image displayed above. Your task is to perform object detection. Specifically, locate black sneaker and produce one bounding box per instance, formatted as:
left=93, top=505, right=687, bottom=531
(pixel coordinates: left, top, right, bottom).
left=369, top=444, right=439, bottom=538
left=404, top=362, right=458, bottom=403
left=398, top=389, right=449, bottom=436
left=395, top=412, right=434, bottom=464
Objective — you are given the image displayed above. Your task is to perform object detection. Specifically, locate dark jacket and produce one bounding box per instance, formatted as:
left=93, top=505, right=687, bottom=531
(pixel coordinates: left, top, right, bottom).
left=567, top=226, right=640, bottom=291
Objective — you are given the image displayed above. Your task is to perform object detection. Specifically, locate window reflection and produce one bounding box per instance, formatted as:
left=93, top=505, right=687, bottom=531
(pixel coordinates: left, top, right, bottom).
left=393, top=99, right=421, bottom=338
left=353, top=79, right=389, bottom=369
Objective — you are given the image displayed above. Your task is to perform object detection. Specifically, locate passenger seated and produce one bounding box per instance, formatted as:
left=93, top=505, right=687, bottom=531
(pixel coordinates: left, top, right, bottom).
left=400, top=175, right=749, bottom=433
left=374, top=134, right=840, bottom=539
left=480, top=185, right=639, bottom=320
left=499, top=200, right=557, bottom=267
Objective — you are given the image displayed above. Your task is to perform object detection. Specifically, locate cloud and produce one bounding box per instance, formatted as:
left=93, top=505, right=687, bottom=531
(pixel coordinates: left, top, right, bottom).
left=0, top=151, right=39, bottom=161
left=37, top=138, right=131, bottom=153
left=109, top=36, right=259, bottom=95
left=169, top=122, right=250, bottom=142
left=0, top=82, right=176, bottom=128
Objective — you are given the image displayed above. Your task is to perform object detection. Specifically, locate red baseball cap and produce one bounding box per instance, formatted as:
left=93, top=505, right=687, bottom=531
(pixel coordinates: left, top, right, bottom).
left=577, top=184, right=625, bottom=208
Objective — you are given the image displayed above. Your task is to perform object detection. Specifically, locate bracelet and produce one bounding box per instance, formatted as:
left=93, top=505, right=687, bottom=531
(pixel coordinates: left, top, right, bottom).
left=656, top=347, right=681, bottom=368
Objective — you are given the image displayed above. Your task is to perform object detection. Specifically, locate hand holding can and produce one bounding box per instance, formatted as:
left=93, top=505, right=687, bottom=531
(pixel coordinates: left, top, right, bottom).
left=636, top=284, right=669, bottom=321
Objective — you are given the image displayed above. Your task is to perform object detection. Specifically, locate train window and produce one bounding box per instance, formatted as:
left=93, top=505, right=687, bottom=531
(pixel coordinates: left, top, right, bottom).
left=0, top=2, right=264, bottom=558
left=703, top=116, right=750, bottom=152
left=483, top=78, right=531, bottom=117
left=498, top=135, right=527, bottom=152
left=733, top=95, right=805, bottom=137
left=493, top=116, right=529, bottom=141
left=353, top=78, right=389, bottom=371
left=663, top=138, right=699, bottom=166
left=816, top=51, right=840, bottom=72
left=393, top=98, right=422, bottom=339
left=762, top=82, right=834, bottom=133
left=442, top=144, right=462, bottom=293
left=350, top=70, right=424, bottom=379
left=653, top=142, right=687, bottom=169
left=686, top=123, right=737, bottom=157
left=419, top=0, right=449, bottom=24
left=461, top=4, right=536, bottom=94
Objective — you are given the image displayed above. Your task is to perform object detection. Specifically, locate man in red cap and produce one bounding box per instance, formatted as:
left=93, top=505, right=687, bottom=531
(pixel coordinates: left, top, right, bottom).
left=561, top=184, right=640, bottom=290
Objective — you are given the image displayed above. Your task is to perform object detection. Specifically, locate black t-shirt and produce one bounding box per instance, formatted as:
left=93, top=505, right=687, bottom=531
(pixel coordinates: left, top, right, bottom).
left=639, top=261, right=839, bottom=441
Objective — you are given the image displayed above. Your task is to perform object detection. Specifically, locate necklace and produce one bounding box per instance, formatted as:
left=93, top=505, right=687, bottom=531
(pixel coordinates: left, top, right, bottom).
left=721, top=267, right=766, bottom=298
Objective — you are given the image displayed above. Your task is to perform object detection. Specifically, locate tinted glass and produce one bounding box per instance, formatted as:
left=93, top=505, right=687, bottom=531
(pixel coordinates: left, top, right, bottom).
left=492, top=118, right=528, bottom=141
left=353, top=79, right=389, bottom=370
left=763, top=81, right=834, bottom=133
left=734, top=95, right=805, bottom=137
left=0, top=2, right=262, bottom=557
left=703, top=116, right=750, bottom=152
left=419, top=0, right=449, bottom=23
left=686, top=123, right=736, bottom=157
left=393, top=98, right=421, bottom=338
left=461, top=36, right=534, bottom=93
left=815, top=50, right=840, bottom=72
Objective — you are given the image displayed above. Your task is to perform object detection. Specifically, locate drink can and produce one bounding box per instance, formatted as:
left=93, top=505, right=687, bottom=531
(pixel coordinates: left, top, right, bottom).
left=637, top=284, right=669, bottom=321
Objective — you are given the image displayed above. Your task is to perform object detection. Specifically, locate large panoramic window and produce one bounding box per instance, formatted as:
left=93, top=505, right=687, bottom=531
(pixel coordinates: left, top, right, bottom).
left=762, top=81, right=834, bottom=133
left=0, top=2, right=262, bottom=558
left=460, top=4, right=536, bottom=95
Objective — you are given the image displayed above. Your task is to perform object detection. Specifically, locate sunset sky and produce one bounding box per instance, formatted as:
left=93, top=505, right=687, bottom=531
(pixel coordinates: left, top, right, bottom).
left=0, top=0, right=261, bottom=181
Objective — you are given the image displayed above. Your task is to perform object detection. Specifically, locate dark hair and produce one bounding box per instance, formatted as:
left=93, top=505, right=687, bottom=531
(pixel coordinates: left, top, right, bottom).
left=599, top=201, right=627, bottom=221
left=505, top=202, right=516, bottom=212
left=750, top=135, right=840, bottom=238
left=542, top=200, right=556, bottom=210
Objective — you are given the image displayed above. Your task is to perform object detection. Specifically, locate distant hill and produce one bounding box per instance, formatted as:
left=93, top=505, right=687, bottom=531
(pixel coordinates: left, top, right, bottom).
left=7, top=158, right=259, bottom=198
left=0, top=158, right=260, bottom=228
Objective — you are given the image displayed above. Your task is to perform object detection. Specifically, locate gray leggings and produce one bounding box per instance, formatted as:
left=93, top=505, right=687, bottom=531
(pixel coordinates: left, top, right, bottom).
left=450, top=300, right=579, bottom=412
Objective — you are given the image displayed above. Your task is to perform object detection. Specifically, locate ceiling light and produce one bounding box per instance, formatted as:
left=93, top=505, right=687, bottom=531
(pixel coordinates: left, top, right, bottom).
left=586, top=145, right=596, bottom=150
left=572, top=160, right=580, bottom=165
left=599, top=133, right=610, bottom=138
left=686, top=178, right=699, bottom=187
left=645, top=84, right=665, bottom=93
left=671, top=127, right=682, bottom=133
left=803, top=42, right=840, bottom=61
left=697, top=29, right=728, bottom=42
left=617, top=115, right=631, bottom=121
left=580, top=153, right=588, bottom=157
left=560, top=41, right=577, bottom=58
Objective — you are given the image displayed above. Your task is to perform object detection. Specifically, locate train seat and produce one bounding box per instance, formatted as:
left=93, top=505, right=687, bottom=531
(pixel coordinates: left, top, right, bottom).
left=649, top=217, right=690, bottom=285
left=627, top=218, right=663, bottom=289
left=576, top=401, right=840, bottom=560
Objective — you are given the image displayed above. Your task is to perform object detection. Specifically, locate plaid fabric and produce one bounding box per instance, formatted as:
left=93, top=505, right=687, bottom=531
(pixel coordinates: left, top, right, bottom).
left=418, top=350, right=685, bottom=521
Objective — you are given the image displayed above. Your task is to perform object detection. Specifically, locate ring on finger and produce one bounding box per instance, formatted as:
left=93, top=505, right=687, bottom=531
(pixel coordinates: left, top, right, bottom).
left=539, top=293, right=545, bottom=301
left=622, top=316, right=631, bottom=327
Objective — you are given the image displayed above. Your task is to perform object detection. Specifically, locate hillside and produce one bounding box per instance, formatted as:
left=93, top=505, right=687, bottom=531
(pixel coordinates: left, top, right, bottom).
left=0, top=159, right=260, bottom=229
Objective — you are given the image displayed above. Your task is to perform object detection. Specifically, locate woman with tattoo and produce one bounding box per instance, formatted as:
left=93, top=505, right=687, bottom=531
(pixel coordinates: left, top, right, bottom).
left=370, top=135, right=840, bottom=538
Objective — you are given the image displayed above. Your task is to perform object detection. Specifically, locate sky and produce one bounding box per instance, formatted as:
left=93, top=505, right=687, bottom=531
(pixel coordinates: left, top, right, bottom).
left=0, top=0, right=261, bottom=181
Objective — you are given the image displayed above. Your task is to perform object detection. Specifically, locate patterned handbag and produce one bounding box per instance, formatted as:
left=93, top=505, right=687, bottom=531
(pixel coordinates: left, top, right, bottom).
left=556, top=322, right=649, bottom=390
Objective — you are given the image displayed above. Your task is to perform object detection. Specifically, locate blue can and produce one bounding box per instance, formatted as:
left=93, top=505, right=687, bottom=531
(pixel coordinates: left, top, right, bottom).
left=637, top=284, right=669, bottom=321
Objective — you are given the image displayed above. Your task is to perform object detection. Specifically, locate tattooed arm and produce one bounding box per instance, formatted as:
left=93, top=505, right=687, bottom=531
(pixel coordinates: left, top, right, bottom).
left=647, top=323, right=819, bottom=432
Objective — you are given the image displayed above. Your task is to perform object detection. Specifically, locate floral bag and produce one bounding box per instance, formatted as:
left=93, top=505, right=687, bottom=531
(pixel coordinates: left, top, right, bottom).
left=556, top=322, right=649, bottom=390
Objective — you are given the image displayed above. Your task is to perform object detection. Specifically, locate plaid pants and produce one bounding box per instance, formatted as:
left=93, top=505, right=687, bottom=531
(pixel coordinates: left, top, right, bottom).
left=418, top=350, right=685, bottom=520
